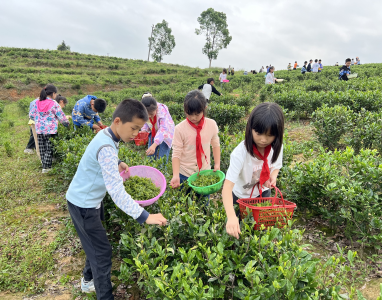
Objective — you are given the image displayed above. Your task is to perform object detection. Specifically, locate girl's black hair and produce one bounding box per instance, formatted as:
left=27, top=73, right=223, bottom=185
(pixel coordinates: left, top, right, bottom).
left=184, top=90, right=207, bottom=116
left=141, top=96, right=158, bottom=114
left=55, top=94, right=68, bottom=105
left=222, top=68, right=227, bottom=74
left=269, top=66, right=275, bottom=71
left=207, top=78, right=214, bottom=84
left=245, top=102, right=284, bottom=163
left=40, top=84, right=57, bottom=101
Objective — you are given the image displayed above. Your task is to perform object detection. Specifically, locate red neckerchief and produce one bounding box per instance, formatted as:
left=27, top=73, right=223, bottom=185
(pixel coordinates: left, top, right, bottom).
left=150, top=114, right=157, bottom=140
left=187, top=116, right=208, bottom=172
left=252, top=144, right=272, bottom=196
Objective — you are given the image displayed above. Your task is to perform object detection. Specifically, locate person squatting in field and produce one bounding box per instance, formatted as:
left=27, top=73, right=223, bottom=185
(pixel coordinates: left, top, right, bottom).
left=72, top=95, right=107, bottom=131
left=140, top=93, right=175, bottom=162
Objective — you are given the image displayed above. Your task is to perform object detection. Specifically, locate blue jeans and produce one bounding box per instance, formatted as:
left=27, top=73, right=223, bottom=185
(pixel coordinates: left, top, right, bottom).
left=148, top=133, right=170, bottom=162
left=179, top=173, right=210, bottom=205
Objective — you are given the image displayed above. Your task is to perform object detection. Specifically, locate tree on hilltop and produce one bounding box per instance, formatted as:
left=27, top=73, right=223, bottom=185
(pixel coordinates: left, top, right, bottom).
left=57, top=40, right=71, bottom=51
left=148, top=20, right=176, bottom=62
left=195, top=8, right=232, bottom=68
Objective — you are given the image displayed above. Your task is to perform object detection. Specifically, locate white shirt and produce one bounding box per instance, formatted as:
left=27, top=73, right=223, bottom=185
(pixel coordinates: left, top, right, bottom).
left=265, top=72, right=275, bottom=84
left=312, top=63, right=320, bottom=72
left=201, top=84, right=212, bottom=100
left=219, top=73, right=227, bottom=82
left=226, top=141, right=283, bottom=199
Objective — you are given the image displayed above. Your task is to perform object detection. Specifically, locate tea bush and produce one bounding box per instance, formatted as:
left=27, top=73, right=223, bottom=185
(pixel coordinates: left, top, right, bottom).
left=282, top=147, right=382, bottom=248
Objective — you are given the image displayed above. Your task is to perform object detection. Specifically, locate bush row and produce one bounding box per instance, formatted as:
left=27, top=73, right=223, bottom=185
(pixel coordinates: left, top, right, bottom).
left=312, top=105, right=382, bottom=153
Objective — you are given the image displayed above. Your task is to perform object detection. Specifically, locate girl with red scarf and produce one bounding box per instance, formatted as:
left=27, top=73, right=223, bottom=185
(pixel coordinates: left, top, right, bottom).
left=222, top=103, right=284, bottom=239
left=140, top=93, right=175, bottom=162
left=170, top=90, right=221, bottom=197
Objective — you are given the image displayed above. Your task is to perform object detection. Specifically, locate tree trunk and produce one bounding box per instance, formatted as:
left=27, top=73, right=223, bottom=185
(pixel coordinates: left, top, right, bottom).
left=209, top=59, right=212, bottom=68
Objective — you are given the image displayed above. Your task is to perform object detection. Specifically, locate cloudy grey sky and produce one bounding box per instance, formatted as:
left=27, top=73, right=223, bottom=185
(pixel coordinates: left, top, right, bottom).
left=1, top=0, right=381, bottom=70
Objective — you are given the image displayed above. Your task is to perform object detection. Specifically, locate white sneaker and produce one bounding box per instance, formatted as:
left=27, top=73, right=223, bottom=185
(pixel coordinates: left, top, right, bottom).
left=24, top=149, right=34, bottom=154
left=42, top=168, right=52, bottom=174
left=81, top=277, right=95, bottom=293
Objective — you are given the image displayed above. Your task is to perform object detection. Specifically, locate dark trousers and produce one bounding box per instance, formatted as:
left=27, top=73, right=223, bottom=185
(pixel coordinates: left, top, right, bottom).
left=67, top=201, right=113, bottom=300
left=25, top=127, right=35, bottom=149
left=37, top=134, right=57, bottom=169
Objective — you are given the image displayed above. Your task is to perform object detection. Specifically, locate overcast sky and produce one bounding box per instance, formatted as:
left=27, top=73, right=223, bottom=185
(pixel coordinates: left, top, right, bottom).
left=1, top=0, right=382, bottom=71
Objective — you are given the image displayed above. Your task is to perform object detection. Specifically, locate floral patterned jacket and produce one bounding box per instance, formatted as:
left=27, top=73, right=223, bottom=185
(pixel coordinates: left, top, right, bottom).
left=141, top=103, right=175, bottom=148
left=29, top=98, right=69, bottom=134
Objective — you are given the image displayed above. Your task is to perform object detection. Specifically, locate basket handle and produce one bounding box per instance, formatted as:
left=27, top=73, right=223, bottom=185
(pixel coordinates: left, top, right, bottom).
left=249, top=184, right=286, bottom=207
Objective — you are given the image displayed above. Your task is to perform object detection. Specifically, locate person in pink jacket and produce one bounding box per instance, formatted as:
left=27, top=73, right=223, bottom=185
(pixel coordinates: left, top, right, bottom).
left=29, top=84, right=69, bottom=173
left=140, top=93, right=175, bottom=162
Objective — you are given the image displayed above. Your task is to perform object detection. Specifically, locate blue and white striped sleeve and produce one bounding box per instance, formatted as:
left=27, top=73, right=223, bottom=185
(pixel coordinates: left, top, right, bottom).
left=97, top=146, right=149, bottom=224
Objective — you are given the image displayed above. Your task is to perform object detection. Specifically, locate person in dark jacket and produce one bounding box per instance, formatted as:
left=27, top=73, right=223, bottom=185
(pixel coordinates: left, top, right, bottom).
left=198, top=78, right=222, bottom=102
left=339, top=58, right=352, bottom=81
left=307, top=59, right=313, bottom=72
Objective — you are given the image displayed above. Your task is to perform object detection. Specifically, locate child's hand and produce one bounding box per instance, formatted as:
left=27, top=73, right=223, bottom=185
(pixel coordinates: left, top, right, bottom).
left=67, top=115, right=72, bottom=119
left=213, top=163, right=220, bottom=172
left=170, top=176, right=180, bottom=188
left=269, top=175, right=277, bottom=187
left=226, top=217, right=241, bottom=239
left=119, top=162, right=129, bottom=174
left=146, top=213, right=167, bottom=226
left=146, top=143, right=157, bottom=156
left=93, top=124, right=100, bottom=130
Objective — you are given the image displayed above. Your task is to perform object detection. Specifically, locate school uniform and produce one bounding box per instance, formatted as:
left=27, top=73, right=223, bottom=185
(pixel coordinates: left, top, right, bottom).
left=66, top=127, right=149, bottom=300
left=225, top=141, right=283, bottom=204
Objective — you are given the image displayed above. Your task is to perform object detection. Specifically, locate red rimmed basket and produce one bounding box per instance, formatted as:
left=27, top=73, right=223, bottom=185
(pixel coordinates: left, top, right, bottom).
left=237, top=185, right=296, bottom=230
left=134, top=132, right=149, bottom=146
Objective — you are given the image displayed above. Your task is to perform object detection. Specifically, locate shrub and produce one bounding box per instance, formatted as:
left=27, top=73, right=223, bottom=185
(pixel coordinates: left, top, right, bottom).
left=312, top=105, right=354, bottom=151
left=208, top=103, right=246, bottom=131
left=282, top=147, right=382, bottom=248
left=4, top=141, right=13, bottom=157
left=4, top=82, right=15, bottom=89
left=346, top=109, right=382, bottom=154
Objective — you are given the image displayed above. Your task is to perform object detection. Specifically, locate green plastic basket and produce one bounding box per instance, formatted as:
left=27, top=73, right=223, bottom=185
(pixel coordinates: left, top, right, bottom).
left=187, top=170, right=225, bottom=195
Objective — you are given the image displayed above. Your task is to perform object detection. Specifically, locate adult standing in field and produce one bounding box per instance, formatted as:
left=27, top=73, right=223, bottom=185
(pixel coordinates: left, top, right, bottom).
left=339, top=58, right=352, bottom=81
left=219, top=68, right=227, bottom=89
left=228, top=65, right=231, bottom=75
left=231, top=68, right=235, bottom=76
left=312, top=59, right=320, bottom=73
left=307, top=60, right=313, bottom=72
left=351, top=58, right=355, bottom=65
left=72, top=95, right=107, bottom=131
left=259, top=66, right=264, bottom=73
left=301, top=61, right=308, bottom=74
left=29, top=84, right=70, bottom=173
left=140, top=93, right=175, bottom=162
left=265, top=66, right=277, bottom=84
left=356, top=57, right=361, bottom=65
left=318, top=59, right=323, bottom=72
left=335, top=62, right=339, bottom=66
left=293, top=61, right=298, bottom=70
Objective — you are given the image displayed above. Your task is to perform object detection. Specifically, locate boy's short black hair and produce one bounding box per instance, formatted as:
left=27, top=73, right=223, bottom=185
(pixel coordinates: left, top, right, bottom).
left=245, top=102, right=284, bottom=164
left=310, top=59, right=313, bottom=62
left=304, top=61, right=307, bottom=64
left=94, top=98, right=107, bottom=113
left=184, top=90, right=207, bottom=116
left=346, top=58, right=351, bottom=63
left=207, top=78, right=214, bottom=84
left=315, top=59, right=318, bottom=62
left=319, top=59, right=321, bottom=61
left=112, top=99, right=148, bottom=123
